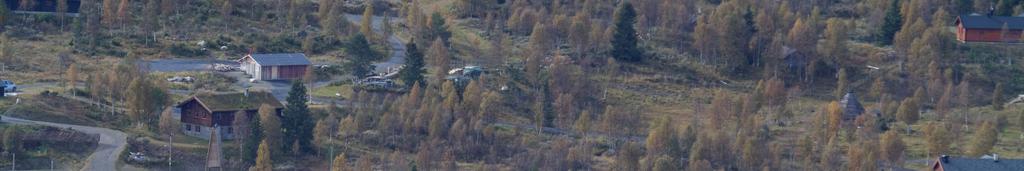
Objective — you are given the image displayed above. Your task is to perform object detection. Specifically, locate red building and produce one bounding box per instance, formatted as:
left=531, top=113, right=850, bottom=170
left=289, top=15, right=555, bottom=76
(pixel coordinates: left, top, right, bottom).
left=955, top=15, right=1024, bottom=43
left=177, top=91, right=282, bottom=139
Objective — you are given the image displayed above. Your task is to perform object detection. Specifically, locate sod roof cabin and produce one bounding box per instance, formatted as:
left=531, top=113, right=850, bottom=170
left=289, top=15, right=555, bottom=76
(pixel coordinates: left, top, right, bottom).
left=176, top=91, right=282, bottom=139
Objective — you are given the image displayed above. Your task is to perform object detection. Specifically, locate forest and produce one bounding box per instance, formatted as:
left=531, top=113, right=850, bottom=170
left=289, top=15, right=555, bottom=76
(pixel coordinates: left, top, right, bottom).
left=0, top=0, right=1022, bottom=170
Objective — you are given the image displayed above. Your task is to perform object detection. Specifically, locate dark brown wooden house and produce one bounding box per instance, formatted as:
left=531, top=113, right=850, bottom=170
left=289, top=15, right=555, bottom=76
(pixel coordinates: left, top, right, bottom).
left=177, top=91, right=282, bottom=140
left=955, top=15, right=1024, bottom=43
left=238, top=53, right=311, bottom=81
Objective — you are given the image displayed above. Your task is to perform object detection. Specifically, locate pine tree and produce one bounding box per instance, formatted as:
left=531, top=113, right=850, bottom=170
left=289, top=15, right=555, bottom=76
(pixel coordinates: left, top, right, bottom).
left=259, top=104, right=282, bottom=155
left=319, top=0, right=334, bottom=21
left=879, top=0, right=902, bottom=45
left=924, top=122, right=951, bottom=157
left=283, top=81, right=313, bottom=154
left=313, top=118, right=331, bottom=154
left=333, top=153, right=351, bottom=171
left=880, top=130, right=906, bottom=166
left=3, top=128, right=21, bottom=155
left=253, top=140, right=274, bottom=171
left=427, top=38, right=450, bottom=82
left=233, top=110, right=250, bottom=151
left=65, top=63, right=77, bottom=95
left=822, top=18, right=849, bottom=66
left=993, top=83, right=1005, bottom=110
left=361, top=1, right=375, bottom=41
left=967, top=121, right=999, bottom=156
left=345, top=34, right=376, bottom=77
left=646, top=116, right=680, bottom=158
left=221, top=0, right=233, bottom=23
left=610, top=1, right=642, bottom=62
left=158, top=108, right=178, bottom=140
left=399, top=42, right=426, bottom=86
left=897, top=98, right=920, bottom=133
left=835, top=68, right=848, bottom=98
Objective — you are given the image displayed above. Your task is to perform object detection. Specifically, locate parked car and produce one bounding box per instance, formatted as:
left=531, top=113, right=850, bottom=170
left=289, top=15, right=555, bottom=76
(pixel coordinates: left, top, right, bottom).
left=1, top=80, right=16, bottom=92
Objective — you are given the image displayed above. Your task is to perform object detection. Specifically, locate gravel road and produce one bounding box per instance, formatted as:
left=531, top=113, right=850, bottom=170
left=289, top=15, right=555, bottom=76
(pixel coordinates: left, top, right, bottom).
left=1, top=116, right=127, bottom=171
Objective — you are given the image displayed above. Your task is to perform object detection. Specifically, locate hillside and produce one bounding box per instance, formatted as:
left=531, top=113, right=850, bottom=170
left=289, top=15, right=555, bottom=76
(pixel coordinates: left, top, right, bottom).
left=0, top=0, right=1024, bottom=170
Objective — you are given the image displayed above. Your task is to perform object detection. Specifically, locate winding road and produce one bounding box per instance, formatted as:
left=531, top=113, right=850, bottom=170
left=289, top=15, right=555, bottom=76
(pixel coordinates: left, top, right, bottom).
left=1, top=116, right=127, bottom=171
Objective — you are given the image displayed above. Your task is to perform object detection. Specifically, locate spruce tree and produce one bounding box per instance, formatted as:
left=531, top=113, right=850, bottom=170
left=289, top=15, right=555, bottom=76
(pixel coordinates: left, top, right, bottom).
left=345, top=34, right=377, bottom=77
left=610, top=2, right=642, bottom=62
left=242, top=111, right=264, bottom=165
left=283, top=81, right=313, bottom=154
left=879, top=0, right=902, bottom=45
left=399, top=42, right=426, bottom=86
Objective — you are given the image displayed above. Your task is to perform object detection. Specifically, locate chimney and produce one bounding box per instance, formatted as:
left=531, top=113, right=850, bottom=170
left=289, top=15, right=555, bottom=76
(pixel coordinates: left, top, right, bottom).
left=989, top=5, right=995, bottom=17
left=941, top=155, right=949, bottom=163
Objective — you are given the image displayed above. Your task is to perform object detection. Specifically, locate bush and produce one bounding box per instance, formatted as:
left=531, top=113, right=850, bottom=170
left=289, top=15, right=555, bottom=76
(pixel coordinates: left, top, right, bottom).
left=167, top=43, right=209, bottom=57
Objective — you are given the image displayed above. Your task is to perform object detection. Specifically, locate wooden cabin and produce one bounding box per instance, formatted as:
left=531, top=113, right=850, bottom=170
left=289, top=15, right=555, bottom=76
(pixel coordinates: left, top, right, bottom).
left=238, top=53, right=311, bottom=81
left=176, top=91, right=282, bottom=140
left=955, top=15, right=1024, bottom=43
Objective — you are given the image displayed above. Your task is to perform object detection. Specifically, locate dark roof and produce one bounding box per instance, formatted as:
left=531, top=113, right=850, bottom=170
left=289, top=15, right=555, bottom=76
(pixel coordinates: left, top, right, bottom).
left=934, top=156, right=1024, bottom=171
left=956, top=15, right=1024, bottom=29
left=840, top=92, right=864, bottom=120
left=180, top=91, right=283, bottom=112
left=245, top=53, right=311, bottom=66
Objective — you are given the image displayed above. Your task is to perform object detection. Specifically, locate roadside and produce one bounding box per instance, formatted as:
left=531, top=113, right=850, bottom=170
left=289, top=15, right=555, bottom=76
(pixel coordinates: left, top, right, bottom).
left=1, top=116, right=127, bottom=171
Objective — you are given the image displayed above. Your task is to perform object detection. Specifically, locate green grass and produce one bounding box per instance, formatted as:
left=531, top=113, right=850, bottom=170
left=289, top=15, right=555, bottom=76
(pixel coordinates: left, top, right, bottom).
left=311, top=84, right=353, bottom=100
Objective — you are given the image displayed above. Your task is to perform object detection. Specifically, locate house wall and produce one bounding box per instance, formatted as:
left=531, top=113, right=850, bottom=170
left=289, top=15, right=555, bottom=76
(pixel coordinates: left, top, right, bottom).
left=277, top=65, right=308, bottom=80
left=241, top=57, right=263, bottom=80
left=960, top=28, right=1024, bottom=42
left=182, top=124, right=237, bottom=140
left=180, top=100, right=213, bottom=127
left=261, top=66, right=273, bottom=80
left=255, top=65, right=307, bottom=80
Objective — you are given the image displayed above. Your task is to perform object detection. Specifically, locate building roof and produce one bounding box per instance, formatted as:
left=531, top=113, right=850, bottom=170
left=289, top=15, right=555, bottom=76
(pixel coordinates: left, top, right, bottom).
left=840, top=92, right=864, bottom=120
left=956, top=15, right=1024, bottom=30
left=933, top=156, right=1024, bottom=171
left=243, top=53, right=311, bottom=66
left=179, top=91, right=283, bottom=112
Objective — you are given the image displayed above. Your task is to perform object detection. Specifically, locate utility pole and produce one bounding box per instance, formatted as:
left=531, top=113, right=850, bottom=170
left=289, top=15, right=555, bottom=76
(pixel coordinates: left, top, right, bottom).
left=12, top=152, right=15, bottom=171
left=169, top=134, right=173, bottom=168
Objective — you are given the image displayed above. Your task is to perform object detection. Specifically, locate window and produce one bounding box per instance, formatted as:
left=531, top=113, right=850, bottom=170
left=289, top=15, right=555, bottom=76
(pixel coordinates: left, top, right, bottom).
left=227, top=127, right=233, bottom=133
left=186, top=124, right=192, bottom=131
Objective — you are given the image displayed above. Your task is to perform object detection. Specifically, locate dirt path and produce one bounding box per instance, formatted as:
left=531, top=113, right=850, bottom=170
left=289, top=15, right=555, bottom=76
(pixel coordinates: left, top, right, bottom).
left=1, top=116, right=128, bottom=171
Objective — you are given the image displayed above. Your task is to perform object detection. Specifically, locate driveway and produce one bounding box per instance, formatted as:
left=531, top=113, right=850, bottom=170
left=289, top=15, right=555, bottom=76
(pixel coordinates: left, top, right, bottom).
left=1, top=116, right=127, bottom=171
left=145, top=59, right=237, bottom=72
